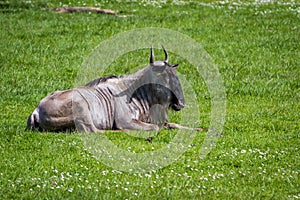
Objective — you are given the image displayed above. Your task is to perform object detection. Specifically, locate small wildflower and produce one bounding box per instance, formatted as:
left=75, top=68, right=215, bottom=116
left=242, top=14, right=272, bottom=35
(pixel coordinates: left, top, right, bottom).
left=102, top=170, right=109, bottom=176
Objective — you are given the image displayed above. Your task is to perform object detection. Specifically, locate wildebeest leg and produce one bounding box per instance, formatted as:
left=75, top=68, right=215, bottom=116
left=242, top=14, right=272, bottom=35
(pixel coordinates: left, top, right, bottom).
left=75, top=117, right=103, bottom=133
left=133, top=119, right=160, bottom=130
left=164, top=122, right=207, bottom=132
left=117, top=119, right=160, bottom=131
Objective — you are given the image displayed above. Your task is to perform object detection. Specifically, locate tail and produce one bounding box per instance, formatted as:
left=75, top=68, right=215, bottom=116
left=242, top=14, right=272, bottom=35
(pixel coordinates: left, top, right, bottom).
left=26, top=109, right=39, bottom=131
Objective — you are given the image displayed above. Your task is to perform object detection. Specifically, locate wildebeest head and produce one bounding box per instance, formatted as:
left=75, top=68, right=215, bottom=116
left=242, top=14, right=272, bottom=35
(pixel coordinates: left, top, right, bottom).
left=115, top=46, right=185, bottom=112
left=149, top=46, right=185, bottom=111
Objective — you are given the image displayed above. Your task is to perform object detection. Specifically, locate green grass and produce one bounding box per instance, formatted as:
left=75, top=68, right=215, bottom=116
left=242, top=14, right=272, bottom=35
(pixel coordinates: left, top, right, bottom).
left=0, top=0, right=299, bottom=199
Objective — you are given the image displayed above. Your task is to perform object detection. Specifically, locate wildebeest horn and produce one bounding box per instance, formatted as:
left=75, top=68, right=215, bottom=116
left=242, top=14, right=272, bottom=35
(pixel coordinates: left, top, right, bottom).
left=150, top=47, right=154, bottom=64
left=162, top=45, right=168, bottom=63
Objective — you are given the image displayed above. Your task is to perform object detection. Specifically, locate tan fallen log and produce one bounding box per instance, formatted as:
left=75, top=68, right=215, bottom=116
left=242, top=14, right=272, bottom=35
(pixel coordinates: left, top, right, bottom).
left=50, top=7, right=117, bottom=15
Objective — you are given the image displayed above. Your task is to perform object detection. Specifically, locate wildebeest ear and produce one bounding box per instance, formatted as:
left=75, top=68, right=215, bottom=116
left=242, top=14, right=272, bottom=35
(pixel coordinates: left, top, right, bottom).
left=171, top=64, right=179, bottom=69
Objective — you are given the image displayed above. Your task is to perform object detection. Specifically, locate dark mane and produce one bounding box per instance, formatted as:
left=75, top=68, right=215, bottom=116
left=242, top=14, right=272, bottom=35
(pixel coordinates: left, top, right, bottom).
left=85, top=75, right=117, bottom=87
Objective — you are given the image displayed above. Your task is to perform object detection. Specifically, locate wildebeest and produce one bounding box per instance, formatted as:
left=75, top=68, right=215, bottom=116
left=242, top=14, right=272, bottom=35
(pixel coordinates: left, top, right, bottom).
left=27, top=46, right=204, bottom=133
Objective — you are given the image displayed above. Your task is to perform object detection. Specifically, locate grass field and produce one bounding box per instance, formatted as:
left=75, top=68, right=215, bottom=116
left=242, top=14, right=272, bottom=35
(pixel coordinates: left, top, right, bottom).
left=0, top=0, right=299, bottom=199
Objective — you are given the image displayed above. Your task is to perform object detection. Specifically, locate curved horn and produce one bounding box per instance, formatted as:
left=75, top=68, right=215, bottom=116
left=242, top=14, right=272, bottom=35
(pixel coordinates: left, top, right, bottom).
left=162, top=45, right=168, bottom=63
left=150, top=47, right=154, bottom=64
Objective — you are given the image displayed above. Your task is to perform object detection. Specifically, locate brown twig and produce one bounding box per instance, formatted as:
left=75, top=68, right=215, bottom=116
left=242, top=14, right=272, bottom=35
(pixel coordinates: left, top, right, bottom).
left=49, top=7, right=117, bottom=15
